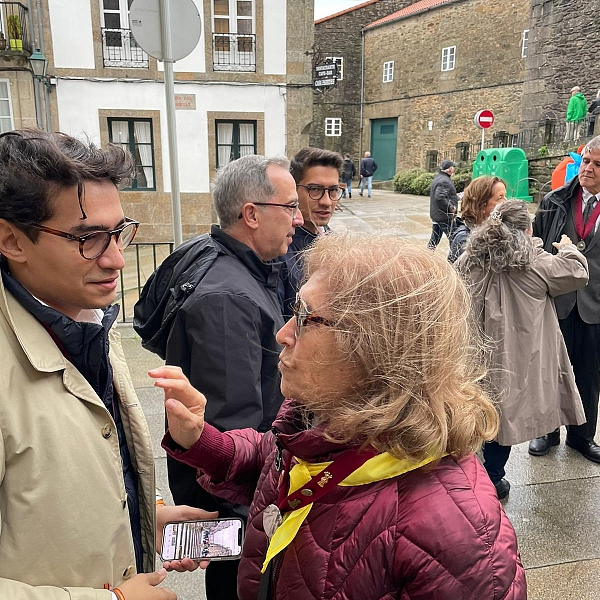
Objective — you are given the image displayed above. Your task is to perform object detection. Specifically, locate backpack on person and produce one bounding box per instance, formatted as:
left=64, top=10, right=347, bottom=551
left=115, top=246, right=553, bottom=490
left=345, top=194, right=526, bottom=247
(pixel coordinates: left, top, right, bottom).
left=133, top=234, right=222, bottom=359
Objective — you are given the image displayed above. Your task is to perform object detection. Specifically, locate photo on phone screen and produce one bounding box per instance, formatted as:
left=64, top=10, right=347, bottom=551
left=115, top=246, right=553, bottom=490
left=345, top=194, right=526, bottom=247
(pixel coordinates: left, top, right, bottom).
left=161, top=518, right=244, bottom=561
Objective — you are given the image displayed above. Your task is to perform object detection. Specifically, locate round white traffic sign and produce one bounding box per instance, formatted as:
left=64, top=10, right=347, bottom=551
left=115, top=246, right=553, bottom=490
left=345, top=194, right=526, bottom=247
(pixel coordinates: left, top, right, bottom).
left=129, top=0, right=201, bottom=62
left=474, top=109, right=495, bottom=129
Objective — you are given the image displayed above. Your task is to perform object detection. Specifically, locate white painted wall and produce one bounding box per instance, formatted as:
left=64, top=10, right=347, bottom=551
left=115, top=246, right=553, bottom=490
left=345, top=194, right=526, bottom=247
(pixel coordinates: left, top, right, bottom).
left=263, top=0, right=287, bottom=75
left=48, top=0, right=95, bottom=69
left=55, top=79, right=286, bottom=192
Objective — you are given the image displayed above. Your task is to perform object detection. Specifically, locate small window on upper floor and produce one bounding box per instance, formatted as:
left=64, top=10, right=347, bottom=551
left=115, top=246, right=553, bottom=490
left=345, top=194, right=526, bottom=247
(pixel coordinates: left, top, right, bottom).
left=213, top=0, right=256, bottom=72
left=441, top=46, right=455, bottom=71
left=326, top=57, right=344, bottom=81
left=383, top=61, right=394, bottom=83
left=325, top=118, right=342, bottom=137
left=522, top=30, right=529, bottom=58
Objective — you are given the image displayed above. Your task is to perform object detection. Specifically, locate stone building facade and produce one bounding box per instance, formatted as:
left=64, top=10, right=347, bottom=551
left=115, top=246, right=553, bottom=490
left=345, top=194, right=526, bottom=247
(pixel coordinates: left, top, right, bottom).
left=362, top=0, right=530, bottom=173
left=311, top=0, right=417, bottom=164
left=520, top=0, right=600, bottom=131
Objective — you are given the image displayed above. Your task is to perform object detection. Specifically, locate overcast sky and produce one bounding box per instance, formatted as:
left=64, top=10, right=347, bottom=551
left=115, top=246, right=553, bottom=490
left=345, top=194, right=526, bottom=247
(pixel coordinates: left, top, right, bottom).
left=314, top=0, right=368, bottom=20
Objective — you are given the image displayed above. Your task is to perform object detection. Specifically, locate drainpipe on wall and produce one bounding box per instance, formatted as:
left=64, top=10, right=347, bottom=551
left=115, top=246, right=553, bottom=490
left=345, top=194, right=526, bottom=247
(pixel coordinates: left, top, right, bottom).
left=36, top=0, right=51, bottom=131
left=25, top=0, right=43, bottom=129
left=359, top=28, right=365, bottom=161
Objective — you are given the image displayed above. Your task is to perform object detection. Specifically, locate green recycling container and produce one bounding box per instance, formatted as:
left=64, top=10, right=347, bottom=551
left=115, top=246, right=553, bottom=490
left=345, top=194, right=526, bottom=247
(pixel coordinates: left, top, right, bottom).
left=472, top=147, right=532, bottom=202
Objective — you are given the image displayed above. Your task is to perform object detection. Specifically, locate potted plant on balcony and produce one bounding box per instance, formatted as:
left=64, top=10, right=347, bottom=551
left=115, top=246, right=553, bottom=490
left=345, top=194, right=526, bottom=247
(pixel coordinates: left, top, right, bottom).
left=7, top=14, right=22, bottom=52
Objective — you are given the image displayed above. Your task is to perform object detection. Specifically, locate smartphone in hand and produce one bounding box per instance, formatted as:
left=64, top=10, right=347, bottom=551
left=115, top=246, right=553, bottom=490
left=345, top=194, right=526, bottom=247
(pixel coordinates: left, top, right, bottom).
left=160, top=518, right=244, bottom=562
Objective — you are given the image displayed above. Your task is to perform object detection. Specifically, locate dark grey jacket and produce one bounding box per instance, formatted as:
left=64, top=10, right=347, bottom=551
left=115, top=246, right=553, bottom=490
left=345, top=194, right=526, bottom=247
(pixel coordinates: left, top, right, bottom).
left=360, top=157, right=378, bottom=177
left=165, top=225, right=285, bottom=514
left=430, top=171, right=459, bottom=223
left=534, top=176, right=600, bottom=323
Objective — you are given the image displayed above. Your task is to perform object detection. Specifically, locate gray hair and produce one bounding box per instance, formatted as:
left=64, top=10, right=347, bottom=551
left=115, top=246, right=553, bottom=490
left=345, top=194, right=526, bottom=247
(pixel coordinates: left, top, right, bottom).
left=584, top=135, right=600, bottom=154
left=459, top=200, right=534, bottom=273
left=212, top=154, right=290, bottom=229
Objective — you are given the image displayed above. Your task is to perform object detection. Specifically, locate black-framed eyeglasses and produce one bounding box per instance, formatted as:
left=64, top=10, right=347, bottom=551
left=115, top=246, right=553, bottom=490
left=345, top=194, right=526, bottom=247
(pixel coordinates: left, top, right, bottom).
left=297, top=184, right=343, bottom=202
left=292, top=294, right=334, bottom=339
left=28, top=217, right=139, bottom=260
left=238, top=202, right=300, bottom=219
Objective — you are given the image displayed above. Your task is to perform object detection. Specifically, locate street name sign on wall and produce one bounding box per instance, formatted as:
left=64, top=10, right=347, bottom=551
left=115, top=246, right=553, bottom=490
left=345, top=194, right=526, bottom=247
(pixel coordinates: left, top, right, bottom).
left=474, top=109, right=495, bottom=129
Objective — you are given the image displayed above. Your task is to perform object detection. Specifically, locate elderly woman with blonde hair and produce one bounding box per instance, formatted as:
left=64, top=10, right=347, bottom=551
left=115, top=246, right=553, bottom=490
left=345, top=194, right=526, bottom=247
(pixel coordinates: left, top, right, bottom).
left=151, top=234, right=526, bottom=600
left=456, top=200, right=588, bottom=499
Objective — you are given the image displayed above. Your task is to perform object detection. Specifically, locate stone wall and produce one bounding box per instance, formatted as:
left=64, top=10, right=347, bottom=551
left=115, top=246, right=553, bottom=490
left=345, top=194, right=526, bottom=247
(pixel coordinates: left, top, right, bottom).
left=362, top=0, right=530, bottom=171
left=311, top=0, right=417, bottom=163
left=521, top=0, right=600, bottom=129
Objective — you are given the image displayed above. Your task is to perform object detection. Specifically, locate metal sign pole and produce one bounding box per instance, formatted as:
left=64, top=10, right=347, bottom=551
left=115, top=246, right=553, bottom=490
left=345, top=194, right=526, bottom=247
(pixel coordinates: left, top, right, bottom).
left=160, top=0, right=183, bottom=248
left=481, top=128, right=485, bottom=151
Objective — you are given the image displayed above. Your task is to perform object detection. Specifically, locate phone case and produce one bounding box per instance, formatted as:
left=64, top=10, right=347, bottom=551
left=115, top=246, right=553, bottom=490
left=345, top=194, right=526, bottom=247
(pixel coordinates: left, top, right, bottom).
left=160, top=518, right=244, bottom=562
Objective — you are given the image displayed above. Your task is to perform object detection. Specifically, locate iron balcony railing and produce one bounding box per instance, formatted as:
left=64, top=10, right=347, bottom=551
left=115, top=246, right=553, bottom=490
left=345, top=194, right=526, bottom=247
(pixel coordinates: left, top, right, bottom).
left=102, top=27, right=149, bottom=69
left=213, top=33, right=256, bottom=72
left=0, top=2, right=30, bottom=56
left=117, top=241, right=173, bottom=323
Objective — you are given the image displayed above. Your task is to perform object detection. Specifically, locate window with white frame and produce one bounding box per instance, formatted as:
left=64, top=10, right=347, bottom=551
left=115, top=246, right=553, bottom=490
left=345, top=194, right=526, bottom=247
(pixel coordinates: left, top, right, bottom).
left=326, top=56, right=344, bottom=81
left=108, top=118, right=155, bottom=190
left=441, top=46, right=455, bottom=71
left=100, top=0, right=148, bottom=68
left=383, top=61, right=394, bottom=83
left=325, top=118, right=342, bottom=137
left=213, top=0, right=256, bottom=71
left=0, top=80, right=14, bottom=134
left=522, top=30, right=529, bottom=58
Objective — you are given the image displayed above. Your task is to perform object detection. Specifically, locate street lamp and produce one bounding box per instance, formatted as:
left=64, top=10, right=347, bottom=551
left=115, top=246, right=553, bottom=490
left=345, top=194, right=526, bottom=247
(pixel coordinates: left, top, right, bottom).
left=28, top=48, right=48, bottom=79
left=28, top=48, right=50, bottom=130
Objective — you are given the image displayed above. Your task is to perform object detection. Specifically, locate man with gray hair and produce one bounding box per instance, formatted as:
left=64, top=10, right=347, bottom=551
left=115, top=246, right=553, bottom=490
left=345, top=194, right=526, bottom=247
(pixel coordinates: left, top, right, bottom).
left=530, top=135, right=600, bottom=463
left=138, top=154, right=302, bottom=599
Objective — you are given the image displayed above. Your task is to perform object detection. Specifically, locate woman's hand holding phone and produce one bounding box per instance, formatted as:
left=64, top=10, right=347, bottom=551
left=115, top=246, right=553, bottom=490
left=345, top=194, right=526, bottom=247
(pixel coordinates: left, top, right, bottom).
left=116, top=569, right=176, bottom=600
left=149, top=366, right=206, bottom=449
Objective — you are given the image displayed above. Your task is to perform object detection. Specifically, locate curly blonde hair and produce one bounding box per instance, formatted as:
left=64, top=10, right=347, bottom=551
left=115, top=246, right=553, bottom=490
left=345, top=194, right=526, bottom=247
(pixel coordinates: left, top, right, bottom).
left=302, top=234, right=498, bottom=461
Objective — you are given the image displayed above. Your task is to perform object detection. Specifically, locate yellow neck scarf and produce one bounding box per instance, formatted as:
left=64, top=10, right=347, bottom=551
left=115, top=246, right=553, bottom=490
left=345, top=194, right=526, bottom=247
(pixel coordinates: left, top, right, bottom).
left=262, top=451, right=440, bottom=572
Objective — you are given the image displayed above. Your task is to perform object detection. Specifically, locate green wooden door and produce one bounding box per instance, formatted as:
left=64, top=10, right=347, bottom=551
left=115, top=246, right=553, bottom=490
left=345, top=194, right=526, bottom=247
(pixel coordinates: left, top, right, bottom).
left=370, top=118, right=398, bottom=181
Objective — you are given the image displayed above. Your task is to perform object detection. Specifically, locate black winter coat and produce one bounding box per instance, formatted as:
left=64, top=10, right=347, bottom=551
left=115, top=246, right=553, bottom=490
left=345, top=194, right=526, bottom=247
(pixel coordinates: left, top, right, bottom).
left=429, top=171, right=459, bottom=223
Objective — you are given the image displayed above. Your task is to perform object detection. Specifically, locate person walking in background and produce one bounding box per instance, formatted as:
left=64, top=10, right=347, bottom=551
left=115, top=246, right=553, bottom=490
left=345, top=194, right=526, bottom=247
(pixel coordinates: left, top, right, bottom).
left=448, top=175, right=507, bottom=263
left=588, top=89, right=600, bottom=137
left=427, top=159, right=459, bottom=250
left=456, top=201, right=588, bottom=500
left=359, top=151, right=378, bottom=197
left=565, top=86, right=587, bottom=141
left=529, top=136, right=600, bottom=463
left=340, top=153, right=356, bottom=198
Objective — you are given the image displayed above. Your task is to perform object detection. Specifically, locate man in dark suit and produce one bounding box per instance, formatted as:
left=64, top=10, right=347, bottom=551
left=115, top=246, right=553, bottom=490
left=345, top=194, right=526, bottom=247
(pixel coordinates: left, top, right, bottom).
left=529, top=136, right=600, bottom=462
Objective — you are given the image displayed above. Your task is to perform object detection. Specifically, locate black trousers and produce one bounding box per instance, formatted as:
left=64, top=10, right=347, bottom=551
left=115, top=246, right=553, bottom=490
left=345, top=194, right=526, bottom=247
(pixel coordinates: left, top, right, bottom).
left=559, top=305, right=600, bottom=443
left=427, top=220, right=455, bottom=249
left=483, top=441, right=512, bottom=484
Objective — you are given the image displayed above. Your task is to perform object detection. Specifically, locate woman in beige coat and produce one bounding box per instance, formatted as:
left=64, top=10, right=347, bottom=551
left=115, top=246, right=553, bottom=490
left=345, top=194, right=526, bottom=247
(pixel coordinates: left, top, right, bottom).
left=456, top=200, right=588, bottom=500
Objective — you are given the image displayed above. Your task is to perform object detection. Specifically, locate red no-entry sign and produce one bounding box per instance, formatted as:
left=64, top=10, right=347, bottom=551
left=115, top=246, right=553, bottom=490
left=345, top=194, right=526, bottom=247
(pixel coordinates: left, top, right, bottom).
left=474, top=109, right=495, bottom=129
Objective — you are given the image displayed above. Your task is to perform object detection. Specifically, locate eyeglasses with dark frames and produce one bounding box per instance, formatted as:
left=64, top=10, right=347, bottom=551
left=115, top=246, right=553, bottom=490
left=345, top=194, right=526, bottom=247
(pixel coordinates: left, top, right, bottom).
left=28, top=217, right=139, bottom=260
left=297, top=184, right=343, bottom=202
left=237, top=202, right=300, bottom=219
left=292, top=294, right=334, bottom=339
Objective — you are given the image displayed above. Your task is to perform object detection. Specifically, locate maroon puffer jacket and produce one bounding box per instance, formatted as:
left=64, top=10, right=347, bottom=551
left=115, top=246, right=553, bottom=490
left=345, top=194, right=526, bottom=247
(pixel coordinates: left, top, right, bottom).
left=165, top=401, right=526, bottom=600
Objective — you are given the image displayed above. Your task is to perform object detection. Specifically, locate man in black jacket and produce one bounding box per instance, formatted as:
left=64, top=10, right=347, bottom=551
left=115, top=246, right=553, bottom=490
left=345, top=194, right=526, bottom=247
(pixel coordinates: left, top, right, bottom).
left=427, top=159, right=459, bottom=250
left=529, top=136, right=600, bottom=463
left=164, top=155, right=303, bottom=599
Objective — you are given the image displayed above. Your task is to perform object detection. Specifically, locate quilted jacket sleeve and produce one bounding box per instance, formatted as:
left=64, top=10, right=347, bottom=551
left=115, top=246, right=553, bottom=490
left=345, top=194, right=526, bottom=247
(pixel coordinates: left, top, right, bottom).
left=163, top=425, right=275, bottom=507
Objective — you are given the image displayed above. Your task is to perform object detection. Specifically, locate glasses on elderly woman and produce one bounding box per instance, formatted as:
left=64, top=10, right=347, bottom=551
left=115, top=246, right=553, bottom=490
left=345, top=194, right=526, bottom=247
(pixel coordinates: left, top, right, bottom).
left=292, top=295, right=334, bottom=339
